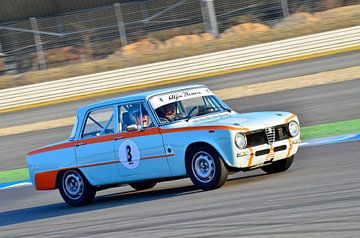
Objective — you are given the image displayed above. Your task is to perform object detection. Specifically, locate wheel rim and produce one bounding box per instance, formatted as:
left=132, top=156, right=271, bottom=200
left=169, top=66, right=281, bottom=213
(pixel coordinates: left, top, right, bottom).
left=62, top=170, right=84, bottom=200
left=192, top=151, right=215, bottom=183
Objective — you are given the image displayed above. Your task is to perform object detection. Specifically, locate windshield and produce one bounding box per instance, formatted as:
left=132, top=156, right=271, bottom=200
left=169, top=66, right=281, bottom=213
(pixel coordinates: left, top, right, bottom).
left=149, top=87, right=229, bottom=124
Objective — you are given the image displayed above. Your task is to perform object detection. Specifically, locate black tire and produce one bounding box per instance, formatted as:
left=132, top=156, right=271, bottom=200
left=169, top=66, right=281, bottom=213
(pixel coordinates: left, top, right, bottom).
left=261, top=155, right=294, bottom=174
left=129, top=181, right=157, bottom=191
left=58, top=170, right=96, bottom=207
left=186, top=145, right=229, bottom=190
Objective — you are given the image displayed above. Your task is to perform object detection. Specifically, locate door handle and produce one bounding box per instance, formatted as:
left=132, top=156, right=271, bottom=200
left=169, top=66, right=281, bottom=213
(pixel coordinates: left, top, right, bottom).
left=75, top=142, right=85, bottom=147
left=114, top=136, right=124, bottom=140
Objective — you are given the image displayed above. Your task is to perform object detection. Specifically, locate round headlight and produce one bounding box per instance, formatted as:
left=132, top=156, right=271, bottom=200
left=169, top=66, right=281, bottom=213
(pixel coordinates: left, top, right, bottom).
left=235, top=133, right=247, bottom=149
left=288, top=121, right=300, bottom=137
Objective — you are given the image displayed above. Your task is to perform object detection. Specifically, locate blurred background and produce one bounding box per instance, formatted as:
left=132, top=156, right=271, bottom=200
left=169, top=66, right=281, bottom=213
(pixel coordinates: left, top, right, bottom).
left=0, top=0, right=359, bottom=88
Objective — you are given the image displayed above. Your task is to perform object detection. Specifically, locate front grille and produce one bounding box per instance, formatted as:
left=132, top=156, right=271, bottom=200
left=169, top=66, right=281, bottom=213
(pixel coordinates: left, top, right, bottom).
left=246, top=131, right=267, bottom=147
left=265, top=127, right=275, bottom=144
left=246, top=124, right=291, bottom=147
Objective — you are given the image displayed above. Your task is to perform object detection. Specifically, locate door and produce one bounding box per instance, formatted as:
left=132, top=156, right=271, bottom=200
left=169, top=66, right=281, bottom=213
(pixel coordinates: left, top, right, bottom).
left=75, top=106, right=121, bottom=184
left=114, top=101, right=171, bottom=180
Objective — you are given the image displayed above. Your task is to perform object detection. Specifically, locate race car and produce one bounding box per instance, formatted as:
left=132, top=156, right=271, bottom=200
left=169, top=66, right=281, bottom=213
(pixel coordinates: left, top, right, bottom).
left=26, top=85, right=301, bottom=206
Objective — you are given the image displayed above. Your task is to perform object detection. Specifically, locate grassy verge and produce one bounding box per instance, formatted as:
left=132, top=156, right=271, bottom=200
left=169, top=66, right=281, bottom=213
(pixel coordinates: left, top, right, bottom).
left=301, top=119, right=360, bottom=140
left=1, top=118, right=359, bottom=184
left=0, top=168, right=29, bottom=184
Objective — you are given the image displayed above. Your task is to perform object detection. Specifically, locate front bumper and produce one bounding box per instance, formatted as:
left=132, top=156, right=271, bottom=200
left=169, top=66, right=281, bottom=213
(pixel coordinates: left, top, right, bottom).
left=233, top=137, right=301, bottom=169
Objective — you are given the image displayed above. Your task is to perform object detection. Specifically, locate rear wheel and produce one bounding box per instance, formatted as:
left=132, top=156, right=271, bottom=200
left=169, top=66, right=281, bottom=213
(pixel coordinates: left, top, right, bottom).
left=59, top=170, right=96, bottom=207
left=261, top=155, right=294, bottom=174
left=130, top=181, right=157, bottom=191
left=186, top=145, right=228, bottom=190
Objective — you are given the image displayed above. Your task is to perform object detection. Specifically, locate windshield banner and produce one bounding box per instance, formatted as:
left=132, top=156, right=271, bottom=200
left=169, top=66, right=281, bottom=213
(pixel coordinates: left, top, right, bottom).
left=149, top=87, right=214, bottom=109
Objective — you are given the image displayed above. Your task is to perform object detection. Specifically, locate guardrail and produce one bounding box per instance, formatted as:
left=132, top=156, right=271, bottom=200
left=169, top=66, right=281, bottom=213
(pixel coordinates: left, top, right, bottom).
left=1, top=25, right=360, bottom=113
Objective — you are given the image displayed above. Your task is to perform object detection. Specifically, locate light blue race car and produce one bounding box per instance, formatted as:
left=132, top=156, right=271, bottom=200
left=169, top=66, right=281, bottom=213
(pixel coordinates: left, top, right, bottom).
left=27, top=85, right=301, bottom=206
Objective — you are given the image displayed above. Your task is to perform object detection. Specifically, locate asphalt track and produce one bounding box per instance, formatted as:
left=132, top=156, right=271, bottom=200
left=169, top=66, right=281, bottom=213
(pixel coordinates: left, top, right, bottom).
left=1, top=141, right=359, bottom=237
left=0, top=50, right=359, bottom=237
left=0, top=51, right=359, bottom=170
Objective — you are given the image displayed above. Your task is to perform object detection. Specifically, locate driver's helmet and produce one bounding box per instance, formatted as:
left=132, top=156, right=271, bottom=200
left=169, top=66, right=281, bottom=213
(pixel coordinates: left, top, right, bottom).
left=161, top=102, right=178, bottom=121
left=132, top=107, right=150, bottom=127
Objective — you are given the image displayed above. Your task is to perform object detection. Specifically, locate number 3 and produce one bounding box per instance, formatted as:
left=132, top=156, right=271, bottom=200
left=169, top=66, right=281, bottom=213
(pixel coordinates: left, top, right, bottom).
left=126, top=145, right=132, bottom=163
left=119, top=140, right=139, bottom=169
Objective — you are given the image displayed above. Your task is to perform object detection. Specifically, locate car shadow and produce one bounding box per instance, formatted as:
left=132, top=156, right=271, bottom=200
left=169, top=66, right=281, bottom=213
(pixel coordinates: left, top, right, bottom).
left=0, top=184, right=200, bottom=227
left=0, top=172, right=268, bottom=227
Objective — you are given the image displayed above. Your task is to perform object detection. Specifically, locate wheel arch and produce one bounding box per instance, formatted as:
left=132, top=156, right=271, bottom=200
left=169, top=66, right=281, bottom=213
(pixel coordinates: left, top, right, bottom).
left=55, top=168, right=88, bottom=189
left=55, top=170, right=64, bottom=189
left=185, top=141, right=232, bottom=170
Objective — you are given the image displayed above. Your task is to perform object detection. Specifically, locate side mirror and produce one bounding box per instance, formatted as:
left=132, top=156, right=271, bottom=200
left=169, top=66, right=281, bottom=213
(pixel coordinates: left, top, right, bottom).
left=126, top=124, right=138, bottom=132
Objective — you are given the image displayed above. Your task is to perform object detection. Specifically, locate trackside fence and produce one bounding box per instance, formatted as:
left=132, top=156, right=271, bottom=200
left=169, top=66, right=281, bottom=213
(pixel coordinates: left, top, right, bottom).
left=0, top=25, right=359, bottom=112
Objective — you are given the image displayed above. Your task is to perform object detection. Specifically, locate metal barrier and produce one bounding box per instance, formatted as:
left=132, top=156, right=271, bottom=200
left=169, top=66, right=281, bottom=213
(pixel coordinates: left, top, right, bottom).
left=1, top=25, right=359, bottom=112
left=1, top=0, right=359, bottom=74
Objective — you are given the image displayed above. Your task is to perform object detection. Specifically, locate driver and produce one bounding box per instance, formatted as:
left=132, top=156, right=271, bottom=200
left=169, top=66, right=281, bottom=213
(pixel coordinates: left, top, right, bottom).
left=160, top=102, right=184, bottom=122
left=133, top=109, right=151, bottom=128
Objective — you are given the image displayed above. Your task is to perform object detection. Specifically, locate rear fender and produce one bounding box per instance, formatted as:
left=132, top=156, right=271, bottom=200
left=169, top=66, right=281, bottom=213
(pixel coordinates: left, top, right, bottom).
left=27, top=147, right=76, bottom=190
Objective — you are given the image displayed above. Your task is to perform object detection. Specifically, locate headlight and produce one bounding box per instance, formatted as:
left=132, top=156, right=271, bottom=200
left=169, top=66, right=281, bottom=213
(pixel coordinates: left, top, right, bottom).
left=235, top=133, right=247, bottom=149
left=288, top=121, right=300, bottom=137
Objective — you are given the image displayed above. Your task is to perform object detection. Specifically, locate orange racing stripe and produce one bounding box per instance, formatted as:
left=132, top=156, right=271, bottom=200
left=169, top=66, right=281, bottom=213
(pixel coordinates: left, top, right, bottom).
left=247, top=147, right=254, bottom=167
left=34, top=170, right=58, bottom=190
left=28, top=141, right=76, bottom=156
left=266, top=145, right=275, bottom=160
left=28, top=128, right=161, bottom=156
left=28, top=126, right=249, bottom=156
left=286, top=139, right=293, bottom=158
left=34, top=153, right=175, bottom=190
left=285, top=114, right=297, bottom=124
left=160, top=126, right=249, bottom=134
left=141, top=154, right=175, bottom=160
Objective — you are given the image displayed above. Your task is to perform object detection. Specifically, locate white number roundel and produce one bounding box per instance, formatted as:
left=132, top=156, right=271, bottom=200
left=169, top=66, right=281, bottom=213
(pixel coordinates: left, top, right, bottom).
left=118, top=140, right=140, bottom=169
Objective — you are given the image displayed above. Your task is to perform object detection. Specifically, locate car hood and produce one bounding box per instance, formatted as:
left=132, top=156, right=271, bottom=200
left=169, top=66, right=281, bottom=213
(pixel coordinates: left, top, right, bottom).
left=163, top=111, right=295, bottom=131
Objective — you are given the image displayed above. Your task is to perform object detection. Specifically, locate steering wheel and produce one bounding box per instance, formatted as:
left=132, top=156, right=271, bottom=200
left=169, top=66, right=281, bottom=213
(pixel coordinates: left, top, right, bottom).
left=186, top=106, right=198, bottom=119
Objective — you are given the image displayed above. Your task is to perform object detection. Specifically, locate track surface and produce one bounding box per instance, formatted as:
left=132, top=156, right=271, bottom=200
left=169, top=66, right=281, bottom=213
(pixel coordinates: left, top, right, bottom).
left=0, top=51, right=359, bottom=237
left=0, top=51, right=360, bottom=170
left=1, top=142, right=359, bottom=237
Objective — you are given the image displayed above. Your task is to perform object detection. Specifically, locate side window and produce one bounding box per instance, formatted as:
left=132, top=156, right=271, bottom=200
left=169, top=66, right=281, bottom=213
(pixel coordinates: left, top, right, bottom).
left=118, top=103, right=153, bottom=132
left=82, top=107, right=114, bottom=138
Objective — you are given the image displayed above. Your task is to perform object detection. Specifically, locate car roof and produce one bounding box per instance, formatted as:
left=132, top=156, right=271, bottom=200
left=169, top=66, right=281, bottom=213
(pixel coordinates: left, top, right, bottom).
left=76, top=84, right=207, bottom=116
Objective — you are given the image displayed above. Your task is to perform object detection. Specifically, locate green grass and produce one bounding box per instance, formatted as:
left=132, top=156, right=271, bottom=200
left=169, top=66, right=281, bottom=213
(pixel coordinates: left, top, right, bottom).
left=0, top=168, right=29, bottom=184
left=1, top=118, right=359, bottom=184
left=301, top=119, right=360, bottom=140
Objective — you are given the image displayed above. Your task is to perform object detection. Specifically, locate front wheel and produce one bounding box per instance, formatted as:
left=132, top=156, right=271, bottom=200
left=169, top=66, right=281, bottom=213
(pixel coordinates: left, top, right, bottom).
left=58, top=170, right=96, bottom=207
left=130, top=181, right=157, bottom=191
left=186, top=145, right=229, bottom=190
left=261, top=155, right=294, bottom=174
